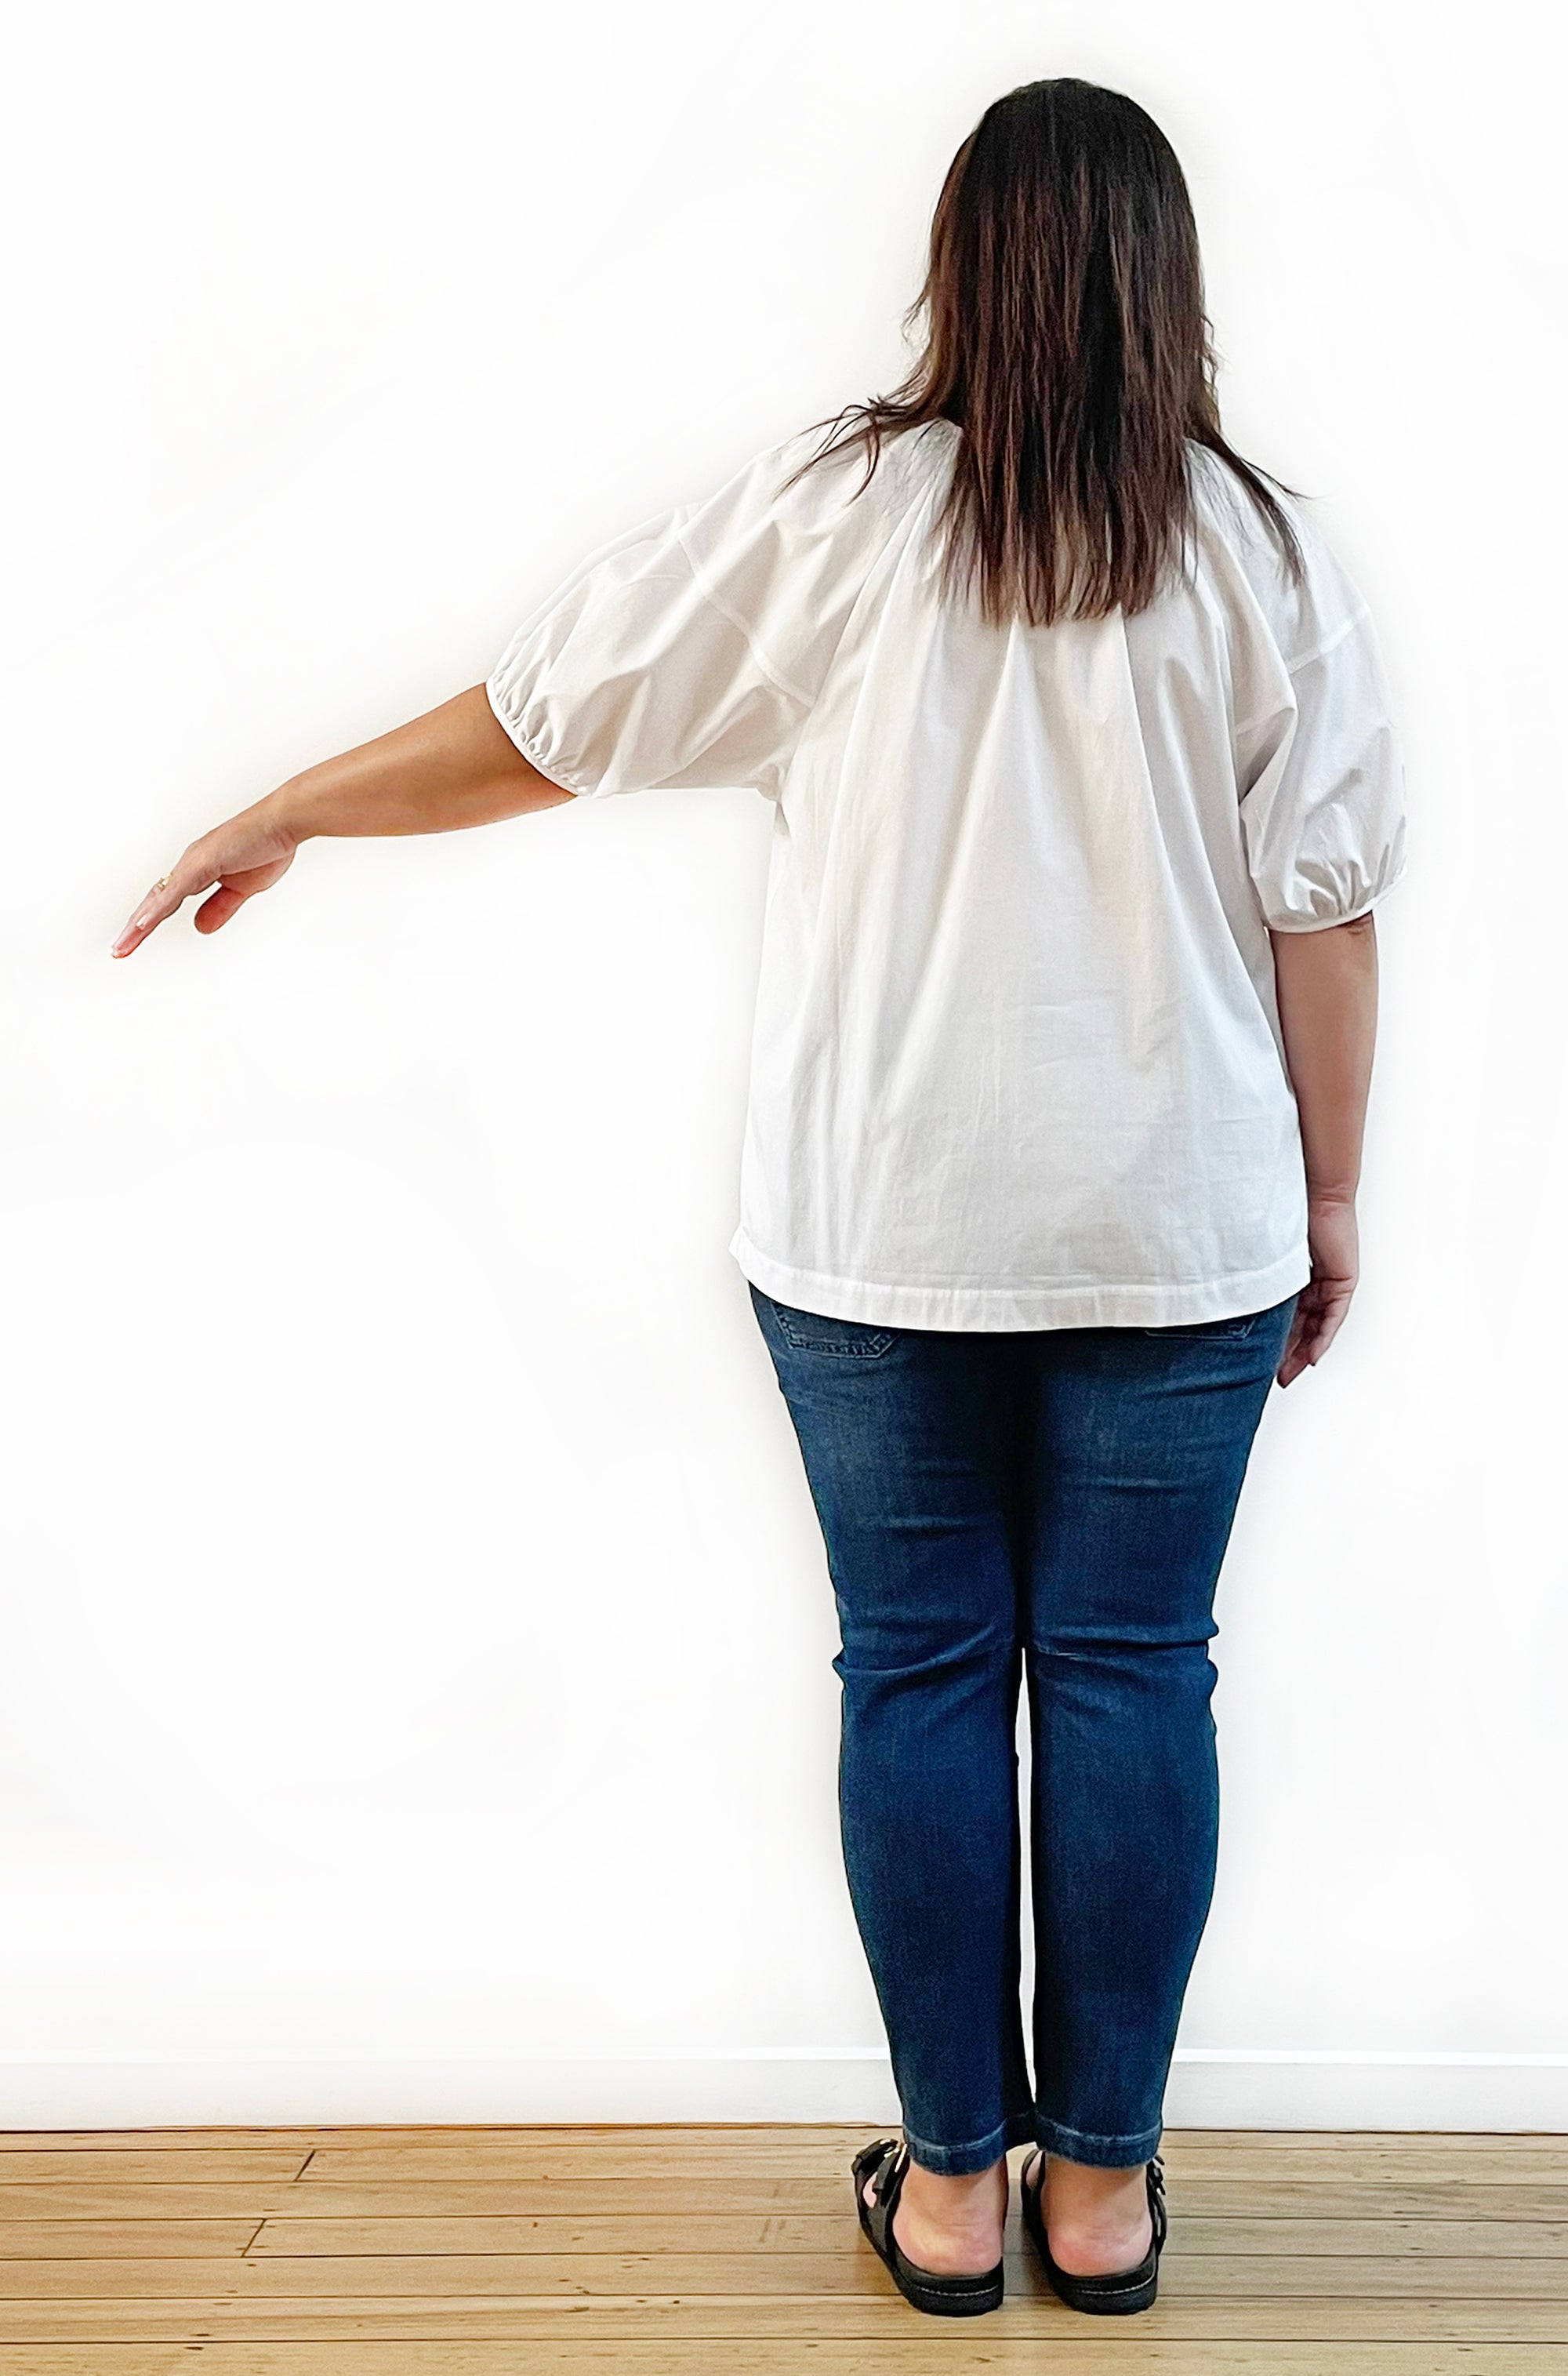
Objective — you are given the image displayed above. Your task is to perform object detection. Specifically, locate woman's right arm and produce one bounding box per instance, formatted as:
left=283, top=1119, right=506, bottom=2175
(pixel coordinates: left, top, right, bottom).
left=1269, top=910, right=1381, bottom=1386
left=111, top=685, right=568, bottom=958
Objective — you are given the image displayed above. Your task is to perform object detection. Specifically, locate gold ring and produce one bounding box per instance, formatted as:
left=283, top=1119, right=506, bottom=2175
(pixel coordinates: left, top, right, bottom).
left=154, top=876, right=170, bottom=891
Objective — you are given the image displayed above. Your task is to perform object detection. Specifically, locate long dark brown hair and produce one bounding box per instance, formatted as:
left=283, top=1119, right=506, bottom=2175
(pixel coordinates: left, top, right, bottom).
left=791, top=78, right=1305, bottom=627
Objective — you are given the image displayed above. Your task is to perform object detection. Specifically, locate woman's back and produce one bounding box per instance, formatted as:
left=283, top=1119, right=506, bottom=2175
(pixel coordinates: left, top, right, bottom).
left=486, top=418, right=1406, bottom=1328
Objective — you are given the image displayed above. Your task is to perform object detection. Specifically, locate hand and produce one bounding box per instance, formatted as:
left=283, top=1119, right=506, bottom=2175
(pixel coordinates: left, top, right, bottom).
left=111, top=793, right=299, bottom=957
left=1277, top=1193, right=1358, bottom=1386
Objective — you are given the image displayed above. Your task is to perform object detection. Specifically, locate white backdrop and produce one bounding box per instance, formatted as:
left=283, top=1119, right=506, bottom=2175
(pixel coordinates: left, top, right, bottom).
left=3, top=0, right=1563, bottom=2131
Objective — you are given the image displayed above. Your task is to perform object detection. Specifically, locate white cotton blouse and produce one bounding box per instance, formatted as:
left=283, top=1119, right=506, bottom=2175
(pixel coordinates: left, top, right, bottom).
left=486, top=420, right=1408, bottom=1331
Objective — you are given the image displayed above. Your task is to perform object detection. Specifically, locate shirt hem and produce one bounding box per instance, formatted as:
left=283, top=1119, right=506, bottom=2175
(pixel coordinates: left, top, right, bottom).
left=729, top=1229, right=1312, bottom=1333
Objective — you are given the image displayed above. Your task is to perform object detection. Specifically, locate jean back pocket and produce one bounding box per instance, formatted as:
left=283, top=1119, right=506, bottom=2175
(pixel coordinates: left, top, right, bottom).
left=757, top=1290, right=898, bottom=1359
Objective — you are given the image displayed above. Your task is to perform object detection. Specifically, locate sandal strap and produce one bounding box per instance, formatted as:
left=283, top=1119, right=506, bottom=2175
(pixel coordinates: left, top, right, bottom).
left=852, top=2135, right=906, bottom=2222
left=851, top=2136, right=902, bottom=2190
left=1147, top=2154, right=1168, bottom=2251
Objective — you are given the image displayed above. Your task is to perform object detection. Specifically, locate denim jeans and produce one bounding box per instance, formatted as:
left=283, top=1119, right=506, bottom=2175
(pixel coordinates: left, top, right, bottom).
left=749, top=1282, right=1299, bottom=2174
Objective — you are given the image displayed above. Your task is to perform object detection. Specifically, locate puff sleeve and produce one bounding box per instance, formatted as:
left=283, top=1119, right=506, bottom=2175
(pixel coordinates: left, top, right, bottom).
left=1232, top=521, right=1409, bottom=933
left=485, top=432, right=886, bottom=800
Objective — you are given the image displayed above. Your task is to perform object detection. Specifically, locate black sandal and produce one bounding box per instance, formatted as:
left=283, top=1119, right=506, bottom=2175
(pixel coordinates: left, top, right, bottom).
left=1019, top=2147, right=1167, bottom=2315
left=851, top=2136, right=1004, bottom=2318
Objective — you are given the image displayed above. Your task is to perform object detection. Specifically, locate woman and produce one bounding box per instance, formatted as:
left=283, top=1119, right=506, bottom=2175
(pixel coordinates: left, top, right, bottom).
left=114, top=78, right=1406, bottom=2320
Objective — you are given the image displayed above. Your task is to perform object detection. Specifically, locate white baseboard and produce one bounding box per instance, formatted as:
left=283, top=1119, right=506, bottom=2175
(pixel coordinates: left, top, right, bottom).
left=1164, top=2051, right=1568, bottom=2133
left=1, top=2050, right=1565, bottom=2132
left=0, top=2052, right=897, bottom=2131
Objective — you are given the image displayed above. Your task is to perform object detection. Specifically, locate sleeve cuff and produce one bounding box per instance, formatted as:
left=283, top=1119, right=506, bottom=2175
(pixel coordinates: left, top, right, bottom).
left=1262, top=853, right=1409, bottom=933
left=484, top=673, right=597, bottom=798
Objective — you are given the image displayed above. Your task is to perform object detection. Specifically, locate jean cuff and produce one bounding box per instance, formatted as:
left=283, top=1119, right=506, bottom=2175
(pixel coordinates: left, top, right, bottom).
left=1035, top=2113, right=1163, bottom=2169
left=902, top=2105, right=1038, bottom=2176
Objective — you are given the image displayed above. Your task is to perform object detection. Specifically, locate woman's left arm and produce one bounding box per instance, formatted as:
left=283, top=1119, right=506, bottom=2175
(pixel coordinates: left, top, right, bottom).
left=111, top=685, right=569, bottom=958
left=1269, top=910, right=1381, bottom=1385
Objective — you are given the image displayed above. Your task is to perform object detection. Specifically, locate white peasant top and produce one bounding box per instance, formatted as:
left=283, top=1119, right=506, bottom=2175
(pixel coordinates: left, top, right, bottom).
left=487, top=420, right=1408, bottom=1330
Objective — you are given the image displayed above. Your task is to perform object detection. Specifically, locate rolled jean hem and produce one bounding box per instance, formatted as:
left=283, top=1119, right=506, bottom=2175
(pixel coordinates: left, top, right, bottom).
left=902, top=2108, right=1038, bottom=2176
left=1035, top=2113, right=1163, bottom=2169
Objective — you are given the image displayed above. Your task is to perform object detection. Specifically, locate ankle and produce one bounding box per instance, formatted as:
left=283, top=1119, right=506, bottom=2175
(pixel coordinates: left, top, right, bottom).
left=1039, top=2153, right=1151, bottom=2276
left=904, top=2159, right=1004, bottom=2200
left=891, top=2156, right=1007, bottom=2276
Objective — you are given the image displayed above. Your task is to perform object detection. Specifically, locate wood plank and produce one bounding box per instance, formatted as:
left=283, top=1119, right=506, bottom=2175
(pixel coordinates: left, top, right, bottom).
left=9, top=2131, right=1555, bottom=2193
left=0, top=2150, right=304, bottom=2184
left=274, top=2126, right=1566, bottom=2155
left=0, top=2222, right=257, bottom=2258
left=0, top=2179, right=859, bottom=2221
left=0, top=2334, right=1561, bottom=2372
left=9, top=2174, right=1568, bottom=2225
left=1167, top=2183, right=1568, bottom=2222
left=2, top=2251, right=1566, bottom=2300
left=0, top=2186, right=294, bottom=2222
left=296, top=2143, right=883, bottom=2182
left=2, top=2298, right=1568, bottom=2344
left=251, top=2211, right=877, bottom=2254
left=0, top=2354, right=186, bottom=2375
left=1166, top=2132, right=1568, bottom=2153
left=295, top=2140, right=1568, bottom=2185
left=0, top=2131, right=326, bottom=2153
left=1160, top=2147, right=1568, bottom=2182
left=0, top=2125, right=872, bottom=2156
left=249, top=2211, right=1568, bottom=2258
left=0, top=2124, right=1557, bottom=2155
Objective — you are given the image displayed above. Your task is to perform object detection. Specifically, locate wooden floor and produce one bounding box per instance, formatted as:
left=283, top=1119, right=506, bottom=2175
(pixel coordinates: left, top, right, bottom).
left=0, top=2124, right=1563, bottom=2371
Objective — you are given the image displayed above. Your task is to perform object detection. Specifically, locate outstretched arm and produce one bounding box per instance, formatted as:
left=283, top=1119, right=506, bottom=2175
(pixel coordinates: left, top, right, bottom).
left=111, top=685, right=568, bottom=957
left=1269, top=910, right=1380, bottom=1386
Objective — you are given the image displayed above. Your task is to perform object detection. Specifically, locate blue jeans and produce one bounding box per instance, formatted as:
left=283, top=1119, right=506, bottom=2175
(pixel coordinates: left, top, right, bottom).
left=749, top=1283, right=1299, bottom=2175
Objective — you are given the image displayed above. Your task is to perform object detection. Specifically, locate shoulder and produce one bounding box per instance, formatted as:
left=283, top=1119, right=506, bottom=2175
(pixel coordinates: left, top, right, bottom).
left=1185, top=442, right=1372, bottom=674
left=731, top=416, right=953, bottom=525
left=673, top=418, right=938, bottom=587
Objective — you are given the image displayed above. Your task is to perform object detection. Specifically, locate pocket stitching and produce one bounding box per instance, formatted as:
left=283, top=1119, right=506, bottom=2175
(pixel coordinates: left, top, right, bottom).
left=1138, top=1315, right=1259, bottom=1340
left=772, top=1310, right=898, bottom=1358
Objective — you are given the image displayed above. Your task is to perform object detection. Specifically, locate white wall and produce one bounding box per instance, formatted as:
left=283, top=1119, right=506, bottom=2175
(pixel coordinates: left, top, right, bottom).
left=3, top=0, right=1563, bottom=2132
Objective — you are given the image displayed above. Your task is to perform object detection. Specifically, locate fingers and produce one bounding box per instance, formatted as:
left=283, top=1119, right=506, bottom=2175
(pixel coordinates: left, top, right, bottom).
left=111, top=848, right=217, bottom=958
left=193, top=882, right=252, bottom=935
left=1276, top=1281, right=1356, bottom=1386
left=1276, top=1308, right=1311, bottom=1387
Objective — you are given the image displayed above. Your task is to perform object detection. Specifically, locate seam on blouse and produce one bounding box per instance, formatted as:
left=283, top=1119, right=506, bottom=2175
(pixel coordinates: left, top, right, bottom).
left=1285, top=603, right=1370, bottom=679
left=1232, top=605, right=1374, bottom=745
left=669, top=424, right=938, bottom=727
left=673, top=528, right=815, bottom=710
